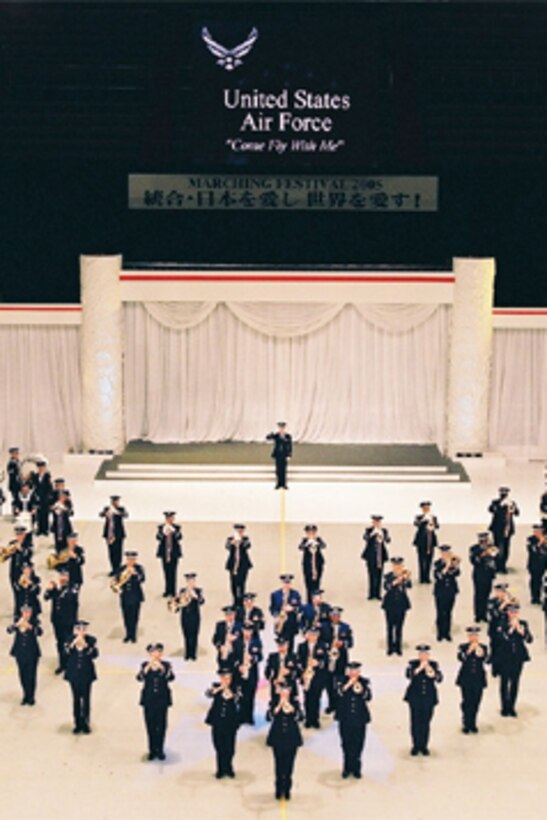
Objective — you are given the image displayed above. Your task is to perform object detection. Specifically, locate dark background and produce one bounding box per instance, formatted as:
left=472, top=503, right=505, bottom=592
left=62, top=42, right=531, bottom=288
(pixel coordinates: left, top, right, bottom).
left=0, top=2, right=546, bottom=304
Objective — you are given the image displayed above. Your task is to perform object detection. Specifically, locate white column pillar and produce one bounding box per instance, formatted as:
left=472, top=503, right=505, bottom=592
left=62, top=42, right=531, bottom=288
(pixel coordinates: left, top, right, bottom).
left=446, top=257, right=496, bottom=457
left=80, top=254, right=125, bottom=453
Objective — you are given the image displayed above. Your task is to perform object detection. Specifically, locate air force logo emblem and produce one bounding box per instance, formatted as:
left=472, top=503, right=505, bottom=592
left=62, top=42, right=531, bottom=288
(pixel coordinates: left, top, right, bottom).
left=201, top=27, right=258, bottom=71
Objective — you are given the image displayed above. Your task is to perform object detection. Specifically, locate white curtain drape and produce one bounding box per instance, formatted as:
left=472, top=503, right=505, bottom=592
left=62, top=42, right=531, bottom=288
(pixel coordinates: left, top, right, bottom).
left=0, top=325, right=82, bottom=456
left=143, top=301, right=439, bottom=337
left=489, top=329, right=547, bottom=457
left=125, top=302, right=450, bottom=444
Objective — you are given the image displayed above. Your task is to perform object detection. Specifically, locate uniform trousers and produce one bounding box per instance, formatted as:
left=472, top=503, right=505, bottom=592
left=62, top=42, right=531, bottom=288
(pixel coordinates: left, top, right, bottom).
left=273, top=747, right=297, bottom=797
left=409, top=702, right=434, bottom=752
left=212, top=726, right=237, bottom=776
left=144, top=703, right=168, bottom=756
left=339, top=722, right=366, bottom=775
left=16, top=657, right=38, bottom=703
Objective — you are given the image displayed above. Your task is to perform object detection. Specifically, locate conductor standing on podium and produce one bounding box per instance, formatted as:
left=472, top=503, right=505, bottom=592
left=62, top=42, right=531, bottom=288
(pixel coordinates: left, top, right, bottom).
left=266, top=422, right=293, bottom=490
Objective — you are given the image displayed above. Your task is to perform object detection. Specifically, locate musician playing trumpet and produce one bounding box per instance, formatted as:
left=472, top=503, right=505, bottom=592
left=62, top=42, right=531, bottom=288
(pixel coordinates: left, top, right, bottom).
left=212, top=606, right=243, bottom=674
left=299, top=524, right=326, bottom=605
left=137, top=642, right=175, bottom=761
left=456, top=626, right=490, bottom=734
left=526, top=523, right=547, bottom=605
left=115, top=551, right=145, bottom=643
left=63, top=531, right=85, bottom=587
left=469, top=532, right=498, bottom=622
left=237, top=622, right=263, bottom=725
left=44, top=568, right=80, bottom=674
left=265, top=637, right=299, bottom=708
left=266, top=684, right=304, bottom=801
left=3, top=524, right=33, bottom=616
left=498, top=603, right=533, bottom=717
left=99, top=495, right=128, bottom=577
left=156, top=511, right=182, bottom=598
left=50, top=489, right=74, bottom=553
left=488, top=486, right=519, bottom=574
left=171, top=572, right=205, bottom=661
left=7, top=446, right=23, bottom=516
left=205, top=668, right=241, bottom=779
left=31, top=459, right=53, bottom=537
left=404, top=644, right=443, bottom=756
left=297, top=627, right=327, bottom=729
left=14, top=561, right=41, bottom=623
left=433, top=545, right=460, bottom=642
left=225, top=523, right=253, bottom=607
left=7, top=603, right=42, bottom=706
left=412, top=501, right=439, bottom=584
left=336, top=661, right=372, bottom=779
left=64, top=620, right=98, bottom=734
left=361, top=514, right=390, bottom=600
left=382, top=557, right=412, bottom=656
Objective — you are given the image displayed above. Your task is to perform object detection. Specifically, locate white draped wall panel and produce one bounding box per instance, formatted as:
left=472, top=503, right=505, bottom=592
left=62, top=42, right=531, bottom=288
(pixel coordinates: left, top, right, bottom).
left=489, top=329, right=547, bottom=456
left=124, top=302, right=450, bottom=444
left=0, top=326, right=82, bottom=455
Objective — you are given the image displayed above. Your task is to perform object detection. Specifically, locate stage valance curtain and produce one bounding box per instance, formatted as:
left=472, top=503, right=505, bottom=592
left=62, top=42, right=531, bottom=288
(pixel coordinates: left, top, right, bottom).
left=489, top=328, right=547, bottom=457
left=142, top=301, right=439, bottom=337
left=0, top=325, right=82, bottom=456
left=125, top=302, right=450, bottom=444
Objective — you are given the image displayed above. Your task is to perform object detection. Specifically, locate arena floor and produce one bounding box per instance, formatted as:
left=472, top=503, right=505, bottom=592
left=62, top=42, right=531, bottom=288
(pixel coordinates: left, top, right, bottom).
left=0, top=467, right=545, bottom=820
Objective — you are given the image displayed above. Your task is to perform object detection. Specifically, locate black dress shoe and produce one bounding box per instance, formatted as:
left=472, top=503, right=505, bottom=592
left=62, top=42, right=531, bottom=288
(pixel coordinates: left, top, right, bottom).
left=462, top=727, right=469, bottom=734
left=21, top=698, right=27, bottom=705
left=148, top=753, right=155, bottom=761
left=325, top=707, right=334, bottom=715
left=123, top=637, right=130, bottom=643
left=27, top=699, right=35, bottom=706
left=55, top=667, right=64, bottom=675
left=509, top=709, right=517, bottom=717
left=73, top=727, right=81, bottom=735
left=396, top=649, right=403, bottom=656
left=501, top=708, right=508, bottom=716
left=157, top=752, right=166, bottom=761
left=227, top=769, right=235, bottom=778
left=471, top=727, right=478, bottom=733
left=342, top=770, right=350, bottom=779
left=353, top=771, right=362, bottom=779
left=215, top=772, right=223, bottom=779
left=411, top=748, right=418, bottom=756
left=422, top=749, right=430, bottom=756
left=81, top=724, right=91, bottom=734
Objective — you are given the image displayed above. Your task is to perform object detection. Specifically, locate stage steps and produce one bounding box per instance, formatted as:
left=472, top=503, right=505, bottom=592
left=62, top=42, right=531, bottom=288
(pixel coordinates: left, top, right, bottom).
left=97, top=442, right=469, bottom=484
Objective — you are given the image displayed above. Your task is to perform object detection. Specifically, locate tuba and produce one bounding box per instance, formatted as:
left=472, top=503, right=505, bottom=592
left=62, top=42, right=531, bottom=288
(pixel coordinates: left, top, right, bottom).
left=47, top=548, right=71, bottom=571
left=110, top=566, right=133, bottom=593
left=167, top=588, right=193, bottom=613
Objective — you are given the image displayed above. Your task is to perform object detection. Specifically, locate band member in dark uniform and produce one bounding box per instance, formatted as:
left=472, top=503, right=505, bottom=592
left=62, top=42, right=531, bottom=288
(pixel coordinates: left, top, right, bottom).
left=336, top=661, right=372, bottom=778
left=498, top=603, right=533, bottom=717
left=361, top=515, right=390, bottom=600
left=13, top=481, right=35, bottom=526
left=14, top=561, right=41, bottom=623
left=299, top=524, right=326, bottom=604
left=212, top=606, right=243, bottom=673
left=488, top=486, right=519, bottom=574
left=156, top=511, right=183, bottom=598
left=487, top=583, right=513, bottom=677
left=382, top=557, right=412, bottom=656
left=266, top=684, right=304, bottom=800
left=322, top=606, right=353, bottom=714
left=266, top=421, right=293, bottom=490
left=99, top=495, right=128, bottom=576
left=526, top=523, right=547, bottom=605
left=300, top=589, right=331, bottom=633
left=456, top=626, right=489, bottom=733
left=113, top=551, right=145, bottom=643
left=63, top=532, right=85, bottom=588
left=236, top=592, right=265, bottom=636
left=205, top=668, right=241, bottom=779
left=44, top=568, right=80, bottom=673
left=265, top=637, right=300, bottom=706
left=4, top=524, right=33, bottom=614
left=225, top=524, right=253, bottom=607
left=170, top=572, right=204, bottom=661
left=7, top=603, right=42, bottom=705
left=433, top=545, right=461, bottom=641
left=270, top=574, right=302, bottom=653
left=64, top=620, right=98, bottom=734
left=7, top=446, right=22, bottom=514
left=50, top=489, right=74, bottom=553
left=137, top=643, right=175, bottom=761
left=31, top=460, right=53, bottom=537
left=404, top=644, right=443, bottom=756
left=541, top=490, right=547, bottom=535
left=297, top=627, right=327, bottom=729
left=469, top=532, right=498, bottom=622
left=413, top=501, right=439, bottom=584
left=237, top=622, right=263, bottom=725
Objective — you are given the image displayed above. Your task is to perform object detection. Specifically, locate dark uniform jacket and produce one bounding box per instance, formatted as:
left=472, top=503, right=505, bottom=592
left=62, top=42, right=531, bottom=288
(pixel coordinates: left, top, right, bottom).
left=413, top=514, right=439, bottom=549
left=488, top=498, right=519, bottom=539
left=225, top=536, right=253, bottom=573
left=300, top=601, right=331, bottom=633
left=64, top=546, right=85, bottom=587
left=264, top=651, right=299, bottom=686
left=156, top=525, right=183, bottom=561
left=299, top=537, right=326, bottom=578
left=433, top=559, right=460, bottom=596
left=469, top=544, right=497, bottom=578
left=205, top=687, right=240, bottom=728
left=100, top=506, right=128, bottom=540
left=498, top=620, right=533, bottom=667
left=266, top=432, right=293, bottom=460
left=7, top=458, right=22, bottom=494
left=456, top=643, right=489, bottom=688
left=118, top=564, right=145, bottom=603
left=31, top=471, right=53, bottom=504
left=527, top=536, right=547, bottom=573
left=44, top=584, right=79, bottom=626
left=137, top=660, right=175, bottom=707
left=8, top=539, right=33, bottom=585
left=266, top=704, right=303, bottom=749
left=403, top=660, right=443, bottom=706
left=235, top=604, right=264, bottom=631
left=382, top=572, right=412, bottom=612
left=336, top=676, right=372, bottom=723
left=64, top=636, right=98, bottom=684
left=8, top=622, right=42, bottom=659
left=361, top=528, right=390, bottom=565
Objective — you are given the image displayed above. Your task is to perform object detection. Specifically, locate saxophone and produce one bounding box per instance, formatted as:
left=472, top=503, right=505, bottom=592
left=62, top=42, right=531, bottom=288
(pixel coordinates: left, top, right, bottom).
left=275, top=589, right=290, bottom=635
left=303, top=656, right=316, bottom=692
left=240, top=645, right=251, bottom=680
left=47, top=548, right=72, bottom=570
left=110, top=566, right=133, bottom=593
left=0, top=541, right=19, bottom=563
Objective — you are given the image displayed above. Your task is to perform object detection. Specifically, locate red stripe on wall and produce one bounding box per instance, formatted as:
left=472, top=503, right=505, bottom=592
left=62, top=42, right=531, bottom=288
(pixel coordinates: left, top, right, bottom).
left=493, top=309, right=547, bottom=316
left=120, top=274, right=455, bottom=284
left=0, top=306, right=82, bottom=312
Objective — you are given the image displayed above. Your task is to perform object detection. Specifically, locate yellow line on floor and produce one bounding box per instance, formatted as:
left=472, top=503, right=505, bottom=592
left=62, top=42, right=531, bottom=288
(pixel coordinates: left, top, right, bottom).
left=280, top=796, right=288, bottom=818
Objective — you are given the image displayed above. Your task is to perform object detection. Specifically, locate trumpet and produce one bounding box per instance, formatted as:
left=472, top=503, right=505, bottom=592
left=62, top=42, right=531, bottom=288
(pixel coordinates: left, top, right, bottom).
left=480, top=544, right=499, bottom=559
left=46, top=548, right=71, bottom=571
left=17, top=572, right=32, bottom=589
left=443, top=555, right=461, bottom=573
left=394, top=568, right=411, bottom=585
left=0, top=542, right=19, bottom=563
left=110, top=566, right=133, bottom=593
left=167, top=588, right=195, bottom=613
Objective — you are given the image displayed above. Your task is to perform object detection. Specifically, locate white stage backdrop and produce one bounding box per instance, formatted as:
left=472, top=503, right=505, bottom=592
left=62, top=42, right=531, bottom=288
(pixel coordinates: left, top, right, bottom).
left=0, top=325, right=82, bottom=456
left=124, top=302, right=450, bottom=444
left=489, top=329, right=547, bottom=457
